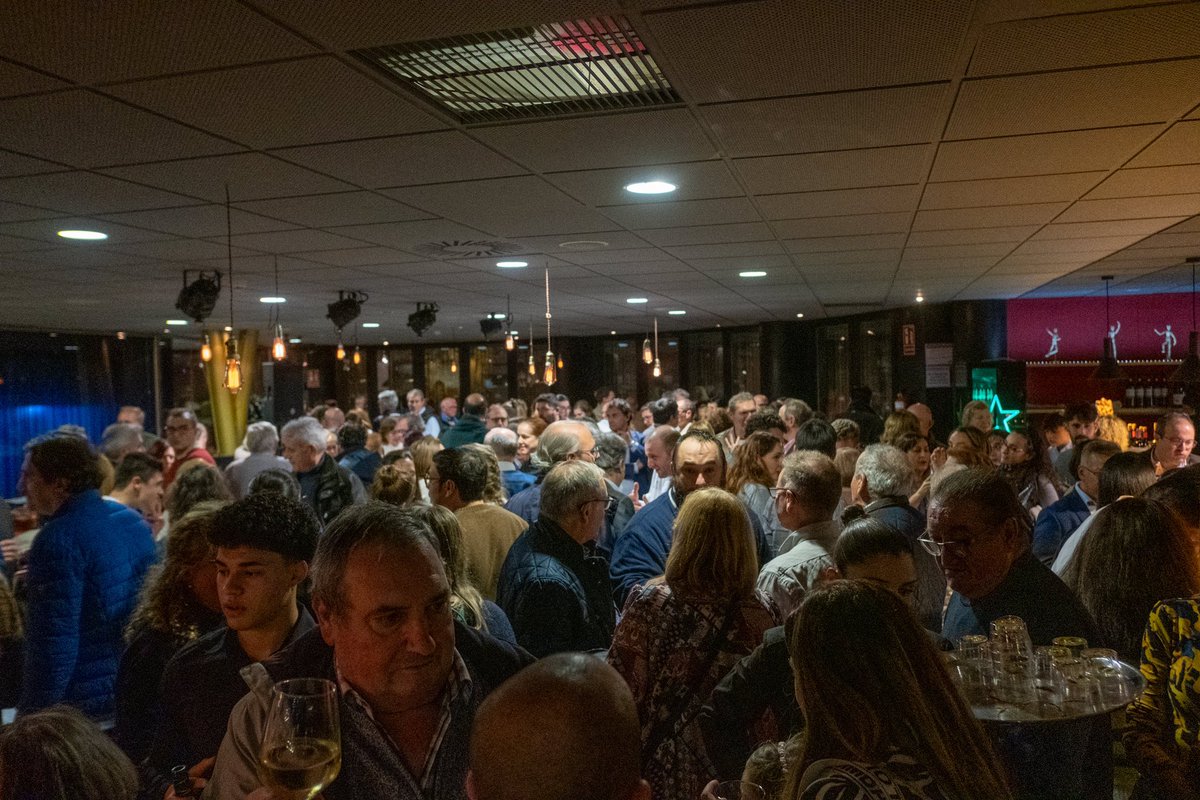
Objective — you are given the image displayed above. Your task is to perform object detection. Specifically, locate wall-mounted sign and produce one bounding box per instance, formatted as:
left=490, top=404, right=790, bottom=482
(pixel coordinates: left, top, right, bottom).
left=902, top=324, right=916, bottom=356
left=925, top=343, right=953, bottom=388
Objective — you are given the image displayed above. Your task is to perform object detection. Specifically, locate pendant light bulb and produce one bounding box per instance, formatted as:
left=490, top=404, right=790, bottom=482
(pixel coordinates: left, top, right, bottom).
left=642, top=337, right=653, bottom=364
left=652, top=357, right=662, bottom=378
left=505, top=332, right=515, bottom=351
left=223, top=338, right=242, bottom=395
left=450, top=358, right=458, bottom=374
left=352, top=347, right=362, bottom=366
left=271, top=324, right=286, bottom=361
left=336, top=335, right=346, bottom=361
left=557, top=355, right=564, bottom=370
left=544, top=351, right=556, bottom=385
left=200, top=339, right=213, bottom=363
left=528, top=352, right=536, bottom=376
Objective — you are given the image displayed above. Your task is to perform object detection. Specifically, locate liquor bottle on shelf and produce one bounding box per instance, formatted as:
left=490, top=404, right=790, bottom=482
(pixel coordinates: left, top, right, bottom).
left=1173, top=384, right=1185, bottom=407
left=1135, top=379, right=1146, bottom=408
left=1125, top=382, right=1136, bottom=409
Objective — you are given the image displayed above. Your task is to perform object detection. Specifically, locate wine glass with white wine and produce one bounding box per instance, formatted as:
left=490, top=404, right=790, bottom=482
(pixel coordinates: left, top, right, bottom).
left=258, top=678, right=341, bottom=800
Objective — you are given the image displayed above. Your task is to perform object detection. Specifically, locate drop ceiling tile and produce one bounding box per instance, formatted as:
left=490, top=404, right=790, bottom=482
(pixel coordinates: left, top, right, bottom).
left=1057, top=194, right=1200, bottom=222
left=638, top=223, right=774, bottom=248
left=210, top=229, right=368, bottom=254
left=97, top=204, right=301, bottom=238
left=947, top=61, right=1200, bottom=140
left=0, top=0, right=313, bottom=83
left=0, top=90, right=241, bottom=168
left=931, top=126, right=1157, bottom=181
left=511, top=231, right=651, bottom=253
left=1034, top=218, right=1187, bottom=240
left=702, top=84, right=947, bottom=157
left=7, top=245, right=156, bottom=269
left=773, top=213, right=910, bottom=239
left=735, top=145, right=930, bottom=195
left=103, top=153, right=354, bottom=204
left=602, top=197, right=761, bottom=230
left=791, top=250, right=900, bottom=266
left=0, top=149, right=68, bottom=178
left=757, top=186, right=920, bottom=220
left=285, top=247, right=426, bottom=268
left=553, top=247, right=669, bottom=266
left=906, top=226, right=1039, bottom=246
left=895, top=256, right=1001, bottom=272
left=388, top=176, right=619, bottom=238
left=234, top=191, right=434, bottom=228
left=111, top=56, right=442, bottom=149
left=1129, top=121, right=1200, bottom=168
left=921, top=173, right=1104, bottom=209
left=912, top=202, right=1068, bottom=230
left=665, top=241, right=786, bottom=260
left=327, top=219, right=494, bottom=251
left=0, top=61, right=68, bottom=98
left=0, top=200, right=59, bottom=223
left=473, top=109, right=718, bottom=172
left=580, top=260, right=695, bottom=275
left=108, top=237, right=259, bottom=262
left=645, top=0, right=971, bottom=101
left=692, top=254, right=795, bottom=271
left=1087, top=165, right=1200, bottom=200
left=903, top=241, right=1015, bottom=259
left=784, top=233, right=907, bottom=253
left=0, top=171, right=194, bottom=214
left=970, top=4, right=1200, bottom=76
left=0, top=217, right=172, bottom=246
left=548, top=161, right=741, bottom=207
left=1007, top=235, right=1148, bottom=256
left=273, top=130, right=525, bottom=190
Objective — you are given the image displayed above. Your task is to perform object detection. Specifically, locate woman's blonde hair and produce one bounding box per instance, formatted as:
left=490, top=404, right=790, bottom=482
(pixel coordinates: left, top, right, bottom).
left=880, top=411, right=920, bottom=446
left=125, top=501, right=225, bottom=641
left=1095, top=414, right=1129, bottom=451
left=410, top=435, right=444, bottom=481
left=370, top=464, right=418, bottom=506
left=726, top=432, right=782, bottom=496
left=784, top=581, right=1012, bottom=800
left=665, top=487, right=758, bottom=599
left=960, top=399, right=992, bottom=430
left=412, top=505, right=488, bottom=633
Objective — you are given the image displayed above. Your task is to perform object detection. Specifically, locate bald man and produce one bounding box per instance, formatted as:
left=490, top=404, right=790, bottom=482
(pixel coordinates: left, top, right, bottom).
left=907, top=402, right=934, bottom=439
left=442, top=393, right=489, bottom=448
left=468, top=654, right=650, bottom=800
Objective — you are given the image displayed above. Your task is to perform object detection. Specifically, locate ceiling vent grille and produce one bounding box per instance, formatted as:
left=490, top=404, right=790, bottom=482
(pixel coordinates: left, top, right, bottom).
left=353, top=16, right=680, bottom=124
left=411, top=240, right=525, bottom=258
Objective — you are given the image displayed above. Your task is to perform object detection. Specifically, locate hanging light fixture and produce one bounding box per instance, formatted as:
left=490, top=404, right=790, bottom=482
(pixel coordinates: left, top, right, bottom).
left=642, top=332, right=653, bottom=364
left=504, top=294, right=515, bottom=351
left=652, top=317, right=662, bottom=378
left=200, top=337, right=213, bottom=363
left=336, top=337, right=346, bottom=361
left=528, top=315, right=536, bottom=376
left=543, top=268, right=557, bottom=385
left=1172, top=257, right=1200, bottom=385
left=1091, top=275, right=1128, bottom=382
left=353, top=347, right=362, bottom=366
left=270, top=256, right=286, bottom=361
left=450, top=353, right=459, bottom=374
left=221, top=187, right=243, bottom=395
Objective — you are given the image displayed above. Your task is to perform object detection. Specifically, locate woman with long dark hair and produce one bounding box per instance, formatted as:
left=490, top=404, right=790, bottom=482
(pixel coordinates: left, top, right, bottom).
left=998, top=428, right=1059, bottom=518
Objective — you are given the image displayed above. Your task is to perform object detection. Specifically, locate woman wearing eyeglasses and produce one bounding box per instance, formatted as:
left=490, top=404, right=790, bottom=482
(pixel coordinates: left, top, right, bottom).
left=998, top=428, right=1059, bottom=519
left=608, top=488, right=776, bottom=800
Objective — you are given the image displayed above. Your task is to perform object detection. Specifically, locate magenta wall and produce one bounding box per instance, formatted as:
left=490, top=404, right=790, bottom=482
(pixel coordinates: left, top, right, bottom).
left=1007, top=293, right=1195, bottom=361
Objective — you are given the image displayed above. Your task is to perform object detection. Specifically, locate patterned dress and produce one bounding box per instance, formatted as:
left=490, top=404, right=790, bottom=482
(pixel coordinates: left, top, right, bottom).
left=1124, top=597, right=1200, bottom=780
left=607, top=583, right=776, bottom=800
left=798, top=751, right=950, bottom=800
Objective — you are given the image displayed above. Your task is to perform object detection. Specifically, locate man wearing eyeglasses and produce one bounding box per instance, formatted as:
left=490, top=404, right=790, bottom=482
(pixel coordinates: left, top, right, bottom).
left=503, top=421, right=597, bottom=525
left=928, top=468, right=1108, bottom=800
left=1143, top=411, right=1200, bottom=473
left=162, top=408, right=216, bottom=489
left=497, top=461, right=616, bottom=657
left=1032, top=439, right=1120, bottom=567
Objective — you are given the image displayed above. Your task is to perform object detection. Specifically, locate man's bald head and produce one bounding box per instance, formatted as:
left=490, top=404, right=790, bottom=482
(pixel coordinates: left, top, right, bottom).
left=469, top=654, right=648, bottom=800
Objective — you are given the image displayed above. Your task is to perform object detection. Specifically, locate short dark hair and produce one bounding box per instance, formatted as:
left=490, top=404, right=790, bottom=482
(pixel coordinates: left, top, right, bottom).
left=833, top=517, right=913, bottom=574
left=209, top=493, right=319, bottom=562
left=337, top=422, right=367, bottom=451
left=112, top=452, right=162, bottom=490
left=463, top=396, right=488, bottom=417
left=607, top=398, right=633, bottom=419
left=432, top=448, right=488, bottom=503
left=849, top=386, right=873, bottom=405
left=649, top=397, right=677, bottom=425
left=673, top=429, right=727, bottom=475
left=248, top=468, right=302, bottom=501
left=25, top=434, right=104, bottom=494
left=535, top=393, right=558, bottom=406
left=745, top=410, right=785, bottom=437
left=1041, top=412, right=1066, bottom=433
left=930, top=467, right=1031, bottom=536
left=1064, top=402, right=1098, bottom=424
left=793, top=419, right=837, bottom=458
left=1143, top=464, right=1200, bottom=528
left=166, top=465, right=232, bottom=519
left=1098, top=451, right=1157, bottom=506
left=1156, top=411, right=1195, bottom=437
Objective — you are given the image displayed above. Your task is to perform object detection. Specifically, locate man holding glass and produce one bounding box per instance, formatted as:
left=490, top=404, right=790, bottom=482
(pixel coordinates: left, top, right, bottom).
left=202, top=503, right=532, bottom=799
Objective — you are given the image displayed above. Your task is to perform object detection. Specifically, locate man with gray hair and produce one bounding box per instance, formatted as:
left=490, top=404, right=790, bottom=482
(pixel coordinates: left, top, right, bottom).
left=100, top=422, right=145, bottom=464
left=497, top=461, right=615, bottom=657
left=593, top=432, right=637, bottom=558
left=503, top=420, right=597, bottom=525
left=850, top=443, right=944, bottom=631
left=486, top=427, right=535, bottom=499
left=755, top=451, right=842, bottom=619
left=203, top=503, right=533, bottom=799
left=779, top=398, right=813, bottom=455
left=407, top=387, right=440, bottom=438
left=280, top=416, right=364, bottom=525
left=374, top=389, right=399, bottom=428
left=224, top=421, right=291, bottom=499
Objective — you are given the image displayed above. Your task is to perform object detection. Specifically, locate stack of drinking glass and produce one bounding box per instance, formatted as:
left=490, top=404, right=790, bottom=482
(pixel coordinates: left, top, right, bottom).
left=947, top=616, right=1144, bottom=722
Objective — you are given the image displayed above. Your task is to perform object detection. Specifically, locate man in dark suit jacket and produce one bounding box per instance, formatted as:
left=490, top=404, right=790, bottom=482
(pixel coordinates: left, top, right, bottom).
left=1033, top=439, right=1120, bottom=566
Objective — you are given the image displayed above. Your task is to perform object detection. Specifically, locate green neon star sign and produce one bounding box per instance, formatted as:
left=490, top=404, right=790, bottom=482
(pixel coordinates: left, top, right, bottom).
left=989, top=394, right=1021, bottom=433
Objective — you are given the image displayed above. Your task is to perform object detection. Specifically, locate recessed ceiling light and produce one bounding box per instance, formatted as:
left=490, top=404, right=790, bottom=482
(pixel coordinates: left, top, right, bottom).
left=610, top=330, right=617, bottom=335
left=668, top=310, right=686, bottom=316
left=224, top=326, right=232, bottom=332
left=165, top=319, right=188, bottom=326
left=624, top=181, right=676, bottom=195
left=915, top=291, right=925, bottom=303
left=558, top=240, right=609, bottom=250
left=362, top=322, right=380, bottom=328
left=382, top=340, right=389, bottom=346
left=739, top=270, right=767, bottom=278
left=796, top=313, right=805, bottom=318
left=289, top=337, right=302, bottom=344
left=57, top=229, right=107, bottom=241
left=259, top=296, right=286, bottom=304
left=626, top=297, right=648, bottom=304
left=496, top=260, right=527, bottom=268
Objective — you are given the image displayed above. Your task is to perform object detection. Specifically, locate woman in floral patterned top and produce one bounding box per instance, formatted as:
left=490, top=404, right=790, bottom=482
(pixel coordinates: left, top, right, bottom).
left=784, top=581, right=1012, bottom=800
left=1124, top=597, right=1200, bottom=799
left=608, top=487, right=777, bottom=800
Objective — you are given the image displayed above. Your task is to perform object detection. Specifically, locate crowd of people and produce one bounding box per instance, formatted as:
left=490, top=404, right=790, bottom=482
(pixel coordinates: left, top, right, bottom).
left=2, top=384, right=1199, bottom=800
